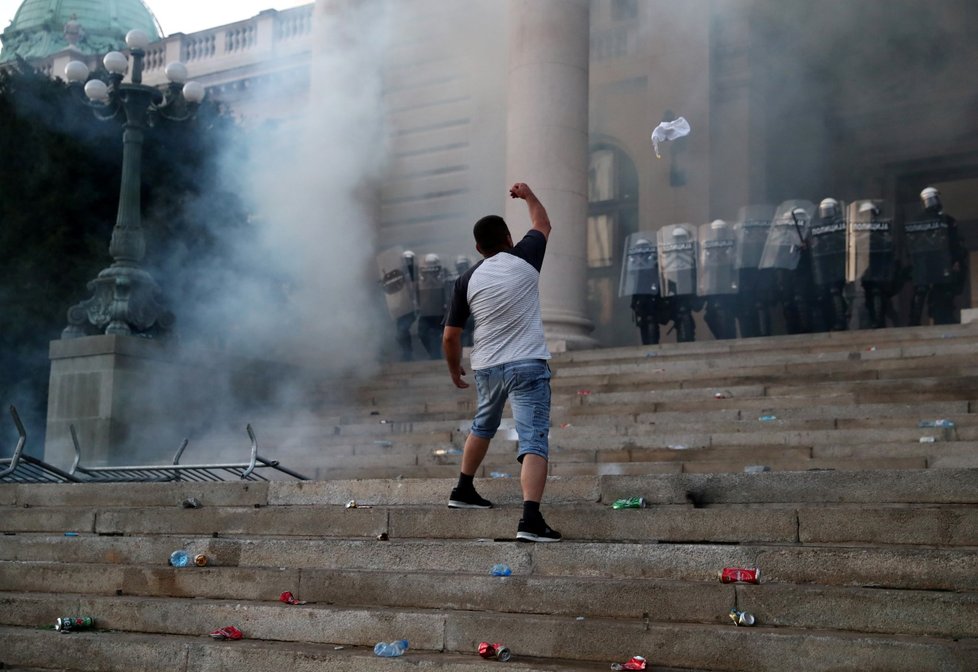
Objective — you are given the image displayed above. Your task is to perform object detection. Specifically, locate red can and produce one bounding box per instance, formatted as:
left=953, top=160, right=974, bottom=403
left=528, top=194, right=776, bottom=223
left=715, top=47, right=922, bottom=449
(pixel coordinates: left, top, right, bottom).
left=478, top=642, right=512, bottom=662
left=719, top=567, right=760, bottom=584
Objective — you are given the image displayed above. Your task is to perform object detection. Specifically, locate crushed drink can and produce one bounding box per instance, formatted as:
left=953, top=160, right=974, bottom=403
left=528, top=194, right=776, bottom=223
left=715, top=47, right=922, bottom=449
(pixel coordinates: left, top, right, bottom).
left=193, top=553, right=208, bottom=567
left=478, top=642, right=512, bottom=662
left=610, top=656, right=647, bottom=671
left=729, top=609, right=756, bottom=626
left=612, top=497, right=646, bottom=510
left=56, top=616, right=94, bottom=632
left=719, top=567, right=760, bottom=584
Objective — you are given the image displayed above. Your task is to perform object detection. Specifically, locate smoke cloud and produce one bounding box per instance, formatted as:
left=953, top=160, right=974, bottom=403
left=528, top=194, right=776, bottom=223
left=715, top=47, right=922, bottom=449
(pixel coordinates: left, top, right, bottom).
left=86, top=1, right=406, bottom=469
left=176, top=1, right=394, bottom=370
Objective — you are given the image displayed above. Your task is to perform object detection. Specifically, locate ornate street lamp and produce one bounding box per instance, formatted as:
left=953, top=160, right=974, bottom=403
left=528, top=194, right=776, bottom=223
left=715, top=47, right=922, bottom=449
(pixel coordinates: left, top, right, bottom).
left=61, top=29, right=205, bottom=339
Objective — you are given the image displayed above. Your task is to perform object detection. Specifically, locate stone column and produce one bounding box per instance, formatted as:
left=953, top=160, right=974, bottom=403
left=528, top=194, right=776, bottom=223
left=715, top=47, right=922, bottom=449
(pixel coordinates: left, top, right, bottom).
left=505, top=0, right=596, bottom=351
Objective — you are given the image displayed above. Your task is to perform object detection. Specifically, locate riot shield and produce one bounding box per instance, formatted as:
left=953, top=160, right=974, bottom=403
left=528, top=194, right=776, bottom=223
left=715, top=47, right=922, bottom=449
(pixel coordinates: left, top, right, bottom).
left=759, top=200, right=815, bottom=271
left=377, top=246, right=416, bottom=320
left=734, top=205, right=775, bottom=270
left=618, top=233, right=660, bottom=297
left=809, top=203, right=848, bottom=288
left=697, top=220, right=738, bottom=297
left=657, top=224, right=697, bottom=298
left=846, top=200, right=897, bottom=284
left=417, top=257, right=447, bottom=318
left=904, top=211, right=953, bottom=286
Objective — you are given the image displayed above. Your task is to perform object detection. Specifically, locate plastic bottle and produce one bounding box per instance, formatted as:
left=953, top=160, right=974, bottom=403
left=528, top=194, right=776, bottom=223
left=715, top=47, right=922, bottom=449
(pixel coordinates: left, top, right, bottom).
left=491, top=563, right=512, bottom=577
left=612, top=497, right=646, bottom=510
left=374, top=639, right=409, bottom=657
left=169, top=550, right=190, bottom=567
left=918, top=419, right=955, bottom=429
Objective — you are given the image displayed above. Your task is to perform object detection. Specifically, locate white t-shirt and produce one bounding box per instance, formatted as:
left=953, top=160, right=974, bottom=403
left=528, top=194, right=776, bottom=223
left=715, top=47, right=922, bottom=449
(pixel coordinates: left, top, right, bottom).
left=445, top=230, right=551, bottom=370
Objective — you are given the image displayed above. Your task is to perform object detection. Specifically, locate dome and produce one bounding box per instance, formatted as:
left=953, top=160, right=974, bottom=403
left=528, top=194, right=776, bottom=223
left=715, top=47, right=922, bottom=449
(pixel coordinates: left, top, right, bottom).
left=0, top=0, right=162, bottom=63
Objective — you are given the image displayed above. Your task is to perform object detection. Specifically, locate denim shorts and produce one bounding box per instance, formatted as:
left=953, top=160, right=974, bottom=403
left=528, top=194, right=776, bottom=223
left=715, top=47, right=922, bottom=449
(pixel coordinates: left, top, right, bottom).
left=470, top=359, right=551, bottom=462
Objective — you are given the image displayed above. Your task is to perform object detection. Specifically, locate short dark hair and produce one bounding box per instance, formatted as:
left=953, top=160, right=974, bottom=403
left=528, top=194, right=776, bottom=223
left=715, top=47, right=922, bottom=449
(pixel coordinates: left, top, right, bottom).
left=473, top=215, right=510, bottom=254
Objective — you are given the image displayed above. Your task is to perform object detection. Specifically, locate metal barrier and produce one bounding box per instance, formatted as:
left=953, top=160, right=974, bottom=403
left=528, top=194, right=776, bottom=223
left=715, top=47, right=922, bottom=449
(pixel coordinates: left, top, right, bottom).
left=69, top=423, right=308, bottom=482
left=1, top=404, right=308, bottom=483
left=0, top=406, right=80, bottom=483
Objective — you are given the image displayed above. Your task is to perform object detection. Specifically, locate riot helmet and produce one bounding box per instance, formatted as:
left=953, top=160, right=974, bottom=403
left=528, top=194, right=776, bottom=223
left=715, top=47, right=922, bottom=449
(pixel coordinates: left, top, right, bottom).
left=455, top=255, right=472, bottom=275
left=818, top=198, right=841, bottom=219
left=790, top=207, right=808, bottom=224
left=627, top=237, right=656, bottom=262
left=420, top=253, right=442, bottom=277
left=858, top=201, right=880, bottom=217
left=920, top=187, right=942, bottom=211
left=710, top=219, right=727, bottom=230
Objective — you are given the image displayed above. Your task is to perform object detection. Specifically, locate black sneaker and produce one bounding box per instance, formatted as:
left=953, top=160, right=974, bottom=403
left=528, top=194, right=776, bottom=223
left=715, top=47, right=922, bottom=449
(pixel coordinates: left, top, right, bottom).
left=448, top=487, right=493, bottom=509
left=516, top=517, right=562, bottom=543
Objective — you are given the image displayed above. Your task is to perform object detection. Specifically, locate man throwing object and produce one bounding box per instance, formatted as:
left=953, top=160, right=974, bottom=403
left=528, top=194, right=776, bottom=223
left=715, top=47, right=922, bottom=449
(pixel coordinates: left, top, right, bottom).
left=442, top=182, right=560, bottom=543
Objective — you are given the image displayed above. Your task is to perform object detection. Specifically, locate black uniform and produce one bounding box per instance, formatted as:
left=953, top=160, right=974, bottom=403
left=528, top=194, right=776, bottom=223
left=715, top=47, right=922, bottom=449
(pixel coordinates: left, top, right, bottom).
left=733, top=206, right=776, bottom=338
left=809, top=199, right=849, bottom=332
left=697, top=220, right=738, bottom=340
left=619, top=234, right=663, bottom=345
left=906, top=189, right=966, bottom=326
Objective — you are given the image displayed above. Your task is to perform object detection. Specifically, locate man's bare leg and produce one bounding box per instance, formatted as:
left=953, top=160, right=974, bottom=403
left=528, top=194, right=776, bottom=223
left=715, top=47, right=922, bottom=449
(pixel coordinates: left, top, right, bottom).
left=517, top=454, right=561, bottom=541
left=520, top=454, right=548, bottom=502
left=461, top=434, right=490, bottom=476
left=449, top=433, right=493, bottom=509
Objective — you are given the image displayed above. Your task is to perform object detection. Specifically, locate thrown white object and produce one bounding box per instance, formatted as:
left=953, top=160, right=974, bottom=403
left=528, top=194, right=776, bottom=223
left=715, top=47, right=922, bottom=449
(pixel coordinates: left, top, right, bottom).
left=651, top=117, right=691, bottom=158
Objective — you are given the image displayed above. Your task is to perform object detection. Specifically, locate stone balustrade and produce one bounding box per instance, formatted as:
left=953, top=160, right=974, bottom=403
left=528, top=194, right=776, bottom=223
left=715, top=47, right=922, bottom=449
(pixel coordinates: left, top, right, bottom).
left=41, top=4, right=314, bottom=92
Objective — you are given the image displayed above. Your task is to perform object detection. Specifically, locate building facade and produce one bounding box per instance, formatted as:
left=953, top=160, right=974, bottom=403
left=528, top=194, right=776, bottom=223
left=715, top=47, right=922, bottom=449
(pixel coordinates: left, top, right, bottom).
left=4, top=0, right=978, bottom=349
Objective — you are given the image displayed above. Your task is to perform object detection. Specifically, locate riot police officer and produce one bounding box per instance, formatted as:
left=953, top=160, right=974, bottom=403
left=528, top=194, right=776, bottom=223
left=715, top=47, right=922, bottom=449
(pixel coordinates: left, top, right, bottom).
left=759, top=200, right=816, bottom=334
left=847, top=200, right=900, bottom=329
left=619, top=234, right=663, bottom=345
left=733, top=205, right=775, bottom=338
left=657, top=224, right=699, bottom=343
left=377, top=247, right=418, bottom=361
left=905, top=187, right=966, bottom=326
left=697, top=219, right=738, bottom=340
left=416, top=253, right=448, bottom=359
left=809, top=198, right=849, bottom=331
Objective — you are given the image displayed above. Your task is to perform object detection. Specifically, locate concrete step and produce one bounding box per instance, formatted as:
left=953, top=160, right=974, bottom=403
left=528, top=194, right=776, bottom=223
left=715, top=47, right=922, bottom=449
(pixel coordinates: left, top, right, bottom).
left=0, top=625, right=722, bottom=672
left=0, top=595, right=973, bottom=672
left=4, top=469, right=976, bottom=508
left=4, top=536, right=975, bottom=592
left=307, top=455, right=951, bottom=481
left=0, top=626, right=624, bottom=672
left=267, top=413, right=977, bottom=447
left=3, top=501, right=977, bottom=546
left=3, top=560, right=976, bottom=639
left=371, top=324, right=978, bottom=376
left=361, top=342, right=978, bottom=395
left=301, top=393, right=975, bottom=428
left=549, top=355, right=978, bottom=389
left=559, top=400, right=971, bottom=422
left=542, top=427, right=974, bottom=451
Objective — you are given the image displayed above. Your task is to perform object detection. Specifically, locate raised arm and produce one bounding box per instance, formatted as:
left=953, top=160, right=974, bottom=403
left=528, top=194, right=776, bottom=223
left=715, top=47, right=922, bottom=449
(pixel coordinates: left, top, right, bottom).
left=509, top=182, right=551, bottom=240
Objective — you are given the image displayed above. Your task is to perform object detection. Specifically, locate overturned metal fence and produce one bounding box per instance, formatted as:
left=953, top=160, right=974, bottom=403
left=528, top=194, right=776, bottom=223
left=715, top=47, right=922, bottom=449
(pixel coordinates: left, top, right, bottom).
left=1, top=405, right=308, bottom=484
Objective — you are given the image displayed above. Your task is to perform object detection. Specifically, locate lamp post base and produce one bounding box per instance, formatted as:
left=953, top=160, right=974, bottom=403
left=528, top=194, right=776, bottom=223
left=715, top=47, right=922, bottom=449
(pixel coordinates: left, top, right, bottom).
left=62, top=265, right=174, bottom=339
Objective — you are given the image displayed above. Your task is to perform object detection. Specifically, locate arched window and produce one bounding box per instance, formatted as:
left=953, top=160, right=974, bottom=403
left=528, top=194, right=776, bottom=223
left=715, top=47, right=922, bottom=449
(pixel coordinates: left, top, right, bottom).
left=587, top=142, right=639, bottom=347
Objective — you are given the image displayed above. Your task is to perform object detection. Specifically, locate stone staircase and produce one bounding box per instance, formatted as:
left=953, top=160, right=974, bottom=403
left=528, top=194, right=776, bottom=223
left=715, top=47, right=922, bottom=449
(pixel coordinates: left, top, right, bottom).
left=1, top=324, right=978, bottom=671
left=255, top=323, right=978, bottom=480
